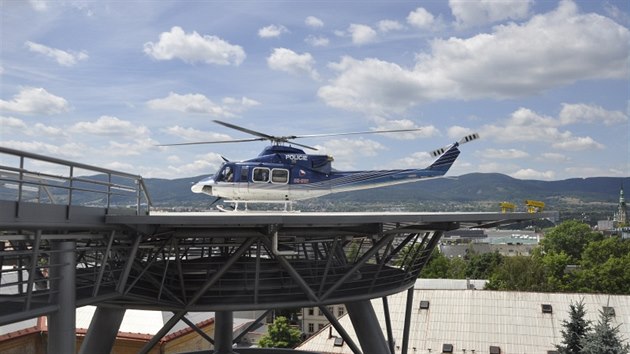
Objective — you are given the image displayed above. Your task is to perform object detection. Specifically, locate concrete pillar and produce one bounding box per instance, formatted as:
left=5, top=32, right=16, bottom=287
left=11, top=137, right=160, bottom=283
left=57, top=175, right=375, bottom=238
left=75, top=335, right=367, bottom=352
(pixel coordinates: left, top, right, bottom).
left=48, top=240, right=76, bottom=354
left=78, top=307, right=126, bottom=354
left=214, top=311, right=238, bottom=354
left=345, top=300, right=391, bottom=354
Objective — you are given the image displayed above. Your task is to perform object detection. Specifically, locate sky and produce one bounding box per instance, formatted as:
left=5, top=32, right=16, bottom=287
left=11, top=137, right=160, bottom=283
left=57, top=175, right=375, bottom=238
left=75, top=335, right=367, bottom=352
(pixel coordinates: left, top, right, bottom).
left=1, top=0, right=629, bottom=181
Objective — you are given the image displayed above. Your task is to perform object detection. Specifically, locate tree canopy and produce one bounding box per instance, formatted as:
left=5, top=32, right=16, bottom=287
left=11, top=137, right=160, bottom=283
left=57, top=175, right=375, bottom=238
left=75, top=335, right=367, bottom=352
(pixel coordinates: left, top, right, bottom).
left=407, top=220, right=630, bottom=295
left=258, top=316, right=302, bottom=349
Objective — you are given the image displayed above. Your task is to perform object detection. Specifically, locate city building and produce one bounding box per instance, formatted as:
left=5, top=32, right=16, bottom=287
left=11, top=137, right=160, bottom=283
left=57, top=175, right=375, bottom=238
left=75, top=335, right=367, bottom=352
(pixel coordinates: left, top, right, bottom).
left=302, top=305, right=347, bottom=337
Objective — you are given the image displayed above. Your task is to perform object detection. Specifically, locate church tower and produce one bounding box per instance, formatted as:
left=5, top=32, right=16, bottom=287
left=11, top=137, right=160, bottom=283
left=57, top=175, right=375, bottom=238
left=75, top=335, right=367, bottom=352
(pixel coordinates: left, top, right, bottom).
left=616, top=184, right=627, bottom=225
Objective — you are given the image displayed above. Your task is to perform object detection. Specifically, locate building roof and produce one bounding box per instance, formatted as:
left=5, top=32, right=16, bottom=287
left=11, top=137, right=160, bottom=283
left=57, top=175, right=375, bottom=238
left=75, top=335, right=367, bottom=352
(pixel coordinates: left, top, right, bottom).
left=297, top=289, right=630, bottom=354
left=0, top=306, right=256, bottom=343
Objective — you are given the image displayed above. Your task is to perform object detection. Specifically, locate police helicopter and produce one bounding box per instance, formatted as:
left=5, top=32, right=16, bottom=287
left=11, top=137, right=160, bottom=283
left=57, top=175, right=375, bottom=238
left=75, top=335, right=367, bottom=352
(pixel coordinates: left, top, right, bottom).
left=160, top=120, right=479, bottom=211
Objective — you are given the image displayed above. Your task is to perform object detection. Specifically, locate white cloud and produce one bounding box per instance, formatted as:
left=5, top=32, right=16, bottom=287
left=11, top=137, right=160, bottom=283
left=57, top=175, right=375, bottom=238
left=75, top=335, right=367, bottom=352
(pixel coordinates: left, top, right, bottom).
left=481, top=107, right=605, bottom=151
left=479, top=148, right=529, bottom=159
left=305, top=35, right=329, bottom=47
left=559, top=103, right=628, bottom=126
left=70, top=116, right=149, bottom=138
left=33, top=123, right=65, bottom=137
left=315, top=138, right=385, bottom=169
left=449, top=0, right=532, bottom=28
left=319, top=56, right=423, bottom=115
left=305, top=16, right=324, bottom=28
left=551, top=136, right=604, bottom=151
left=0, top=87, right=70, bottom=115
left=166, top=152, right=225, bottom=177
left=319, top=2, right=629, bottom=114
left=539, top=152, right=570, bottom=162
left=258, top=24, right=289, bottom=38
left=267, top=48, right=319, bottom=80
left=392, top=151, right=433, bottom=168
left=511, top=168, right=555, bottom=180
left=447, top=126, right=474, bottom=139
left=163, top=126, right=232, bottom=142
left=0, top=116, right=27, bottom=130
left=2, top=140, right=86, bottom=158
left=407, top=7, right=436, bottom=29
left=28, top=0, right=47, bottom=11
left=144, top=26, right=245, bottom=66
left=25, top=41, right=88, bottom=66
left=347, top=24, right=377, bottom=45
left=147, top=92, right=259, bottom=116
left=378, top=20, right=403, bottom=33
left=106, top=137, right=159, bottom=157
left=373, top=118, right=439, bottom=139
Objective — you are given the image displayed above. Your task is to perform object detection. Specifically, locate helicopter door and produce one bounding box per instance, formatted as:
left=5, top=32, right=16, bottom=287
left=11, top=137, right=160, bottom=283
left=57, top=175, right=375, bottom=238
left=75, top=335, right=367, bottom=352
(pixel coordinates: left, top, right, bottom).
left=237, top=166, right=250, bottom=198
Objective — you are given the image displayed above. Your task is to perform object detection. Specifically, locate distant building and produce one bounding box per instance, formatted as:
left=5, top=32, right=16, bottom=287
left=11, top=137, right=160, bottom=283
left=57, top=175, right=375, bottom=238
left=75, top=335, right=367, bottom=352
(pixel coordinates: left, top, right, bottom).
left=614, top=184, right=627, bottom=225
left=302, top=305, right=346, bottom=337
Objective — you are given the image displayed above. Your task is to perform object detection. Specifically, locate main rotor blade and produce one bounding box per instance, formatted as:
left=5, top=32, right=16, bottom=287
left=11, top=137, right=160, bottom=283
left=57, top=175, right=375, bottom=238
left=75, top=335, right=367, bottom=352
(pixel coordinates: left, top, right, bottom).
left=156, top=137, right=266, bottom=147
left=289, top=127, right=425, bottom=139
left=213, top=120, right=276, bottom=141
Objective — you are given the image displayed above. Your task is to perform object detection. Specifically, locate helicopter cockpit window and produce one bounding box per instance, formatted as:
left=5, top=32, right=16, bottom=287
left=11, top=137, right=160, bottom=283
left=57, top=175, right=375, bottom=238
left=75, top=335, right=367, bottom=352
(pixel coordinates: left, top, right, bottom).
left=271, top=169, right=289, bottom=184
left=252, top=167, right=270, bottom=183
left=218, top=165, right=234, bottom=182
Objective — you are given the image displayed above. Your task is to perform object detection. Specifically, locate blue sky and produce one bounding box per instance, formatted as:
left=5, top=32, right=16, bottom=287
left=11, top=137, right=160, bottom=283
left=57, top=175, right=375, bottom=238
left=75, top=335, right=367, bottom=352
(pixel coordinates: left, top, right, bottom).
left=1, top=0, right=628, bottom=180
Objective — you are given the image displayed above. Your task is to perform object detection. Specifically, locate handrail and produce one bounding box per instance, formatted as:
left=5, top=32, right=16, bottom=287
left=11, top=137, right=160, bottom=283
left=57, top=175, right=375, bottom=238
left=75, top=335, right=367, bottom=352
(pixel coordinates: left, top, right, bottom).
left=0, top=146, right=152, bottom=214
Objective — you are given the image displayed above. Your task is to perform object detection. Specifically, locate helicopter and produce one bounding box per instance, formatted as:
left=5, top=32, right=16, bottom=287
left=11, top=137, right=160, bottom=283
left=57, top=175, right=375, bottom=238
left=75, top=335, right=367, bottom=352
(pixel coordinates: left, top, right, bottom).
left=160, top=120, right=479, bottom=210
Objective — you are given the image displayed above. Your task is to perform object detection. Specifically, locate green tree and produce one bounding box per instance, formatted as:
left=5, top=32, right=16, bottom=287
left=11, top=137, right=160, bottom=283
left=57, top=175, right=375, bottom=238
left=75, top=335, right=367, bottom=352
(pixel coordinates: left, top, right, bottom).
left=540, top=251, right=573, bottom=291
left=486, top=256, right=546, bottom=291
left=580, top=309, right=630, bottom=354
left=556, top=299, right=591, bottom=354
left=258, top=316, right=302, bottom=349
left=419, top=249, right=450, bottom=278
left=447, top=257, right=467, bottom=279
left=465, top=251, right=503, bottom=279
left=539, top=220, right=602, bottom=261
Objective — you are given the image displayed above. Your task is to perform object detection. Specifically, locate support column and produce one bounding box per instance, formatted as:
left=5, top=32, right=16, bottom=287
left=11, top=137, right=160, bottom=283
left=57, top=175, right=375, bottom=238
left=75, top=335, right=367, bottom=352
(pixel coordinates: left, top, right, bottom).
left=48, top=240, right=76, bottom=354
left=214, top=311, right=237, bottom=354
left=345, top=300, right=391, bottom=354
left=78, top=307, right=126, bottom=354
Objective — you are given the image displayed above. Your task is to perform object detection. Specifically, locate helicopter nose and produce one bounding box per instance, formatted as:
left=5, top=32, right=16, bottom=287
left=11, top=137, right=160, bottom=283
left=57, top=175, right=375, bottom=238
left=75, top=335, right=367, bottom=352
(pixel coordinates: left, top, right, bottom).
left=191, top=179, right=213, bottom=194
left=191, top=183, right=204, bottom=193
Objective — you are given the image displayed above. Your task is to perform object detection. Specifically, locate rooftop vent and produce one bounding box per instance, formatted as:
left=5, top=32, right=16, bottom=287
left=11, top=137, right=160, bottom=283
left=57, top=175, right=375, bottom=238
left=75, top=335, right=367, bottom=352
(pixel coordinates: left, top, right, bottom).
left=542, top=304, right=553, bottom=314
left=490, top=346, right=501, bottom=354
left=420, top=300, right=430, bottom=310
left=603, top=306, right=615, bottom=317
left=333, top=337, right=344, bottom=347
left=443, top=343, right=453, bottom=353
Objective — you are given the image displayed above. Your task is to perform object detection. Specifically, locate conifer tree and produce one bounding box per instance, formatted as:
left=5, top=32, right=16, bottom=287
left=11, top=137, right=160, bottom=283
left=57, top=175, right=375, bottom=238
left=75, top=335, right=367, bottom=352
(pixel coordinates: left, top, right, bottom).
left=557, top=299, right=590, bottom=354
left=581, top=308, right=630, bottom=354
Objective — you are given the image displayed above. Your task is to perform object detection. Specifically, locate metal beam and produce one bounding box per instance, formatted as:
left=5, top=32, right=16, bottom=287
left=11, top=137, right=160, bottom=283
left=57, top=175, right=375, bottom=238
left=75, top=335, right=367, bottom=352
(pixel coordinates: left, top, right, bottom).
left=214, top=311, right=236, bottom=354
left=137, top=237, right=256, bottom=354
left=47, top=240, right=76, bottom=354
left=401, top=287, right=414, bottom=354
left=346, top=300, right=391, bottom=354
left=78, top=307, right=126, bottom=354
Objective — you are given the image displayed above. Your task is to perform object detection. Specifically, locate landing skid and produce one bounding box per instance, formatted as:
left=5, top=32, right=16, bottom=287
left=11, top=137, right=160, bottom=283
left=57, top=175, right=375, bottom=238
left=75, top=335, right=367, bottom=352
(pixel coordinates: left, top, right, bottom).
left=217, top=200, right=298, bottom=212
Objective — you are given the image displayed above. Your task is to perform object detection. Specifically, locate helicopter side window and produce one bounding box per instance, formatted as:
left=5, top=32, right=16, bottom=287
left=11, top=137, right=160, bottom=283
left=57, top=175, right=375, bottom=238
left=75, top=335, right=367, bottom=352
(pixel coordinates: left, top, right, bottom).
left=252, top=167, right=269, bottom=183
left=271, top=169, right=289, bottom=184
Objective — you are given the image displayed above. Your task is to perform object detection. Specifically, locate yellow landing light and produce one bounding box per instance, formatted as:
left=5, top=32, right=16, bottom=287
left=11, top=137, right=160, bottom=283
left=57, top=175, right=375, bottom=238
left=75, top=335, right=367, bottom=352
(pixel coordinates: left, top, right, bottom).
left=525, top=200, right=545, bottom=213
